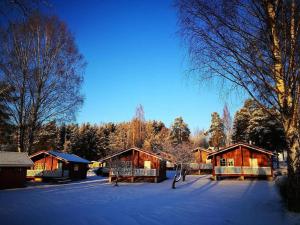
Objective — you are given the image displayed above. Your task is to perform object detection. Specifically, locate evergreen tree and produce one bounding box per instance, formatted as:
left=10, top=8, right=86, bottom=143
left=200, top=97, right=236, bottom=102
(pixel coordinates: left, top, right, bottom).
left=56, top=124, right=66, bottom=151
left=232, top=108, right=251, bottom=143
left=247, top=108, right=286, bottom=151
left=232, top=99, right=286, bottom=152
left=0, top=82, right=14, bottom=151
left=232, top=99, right=256, bottom=143
left=170, top=117, right=190, bottom=145
left=208, top=112, right=225, bottom=150
left=33, top=121, right=58, bottom=153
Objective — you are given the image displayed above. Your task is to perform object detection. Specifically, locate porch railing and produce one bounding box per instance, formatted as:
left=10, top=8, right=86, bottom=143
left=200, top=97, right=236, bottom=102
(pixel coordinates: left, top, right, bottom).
left=214, top=166, right=242, bottom=174
left=27, top=169, right=69, bottom=177
left=110, top=168, right=158, bottom=177
left=190, top=163, right=213, bottom=170
left=214, top=166, right=272, bottom=176
left=242, top=167, right=272, bottom=175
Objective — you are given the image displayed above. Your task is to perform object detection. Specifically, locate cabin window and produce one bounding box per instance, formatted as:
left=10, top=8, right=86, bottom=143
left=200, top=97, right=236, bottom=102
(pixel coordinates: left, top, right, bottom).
left=249, top=158, right=258, bottom=167
left=57, top=162, right=63, bottom=169
left=220, top=158, right=226, bottom=166
left=35, top=163, right=43, bottom=170
left=227, top=159, right=234, bottom=167
left=144, top=161, right=151, bottom=169
left=74, top=164, right=79, bottom=171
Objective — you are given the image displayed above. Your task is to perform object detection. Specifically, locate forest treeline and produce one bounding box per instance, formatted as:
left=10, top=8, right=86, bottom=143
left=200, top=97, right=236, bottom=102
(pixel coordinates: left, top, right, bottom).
left=0, top=100, right=287, bottom=161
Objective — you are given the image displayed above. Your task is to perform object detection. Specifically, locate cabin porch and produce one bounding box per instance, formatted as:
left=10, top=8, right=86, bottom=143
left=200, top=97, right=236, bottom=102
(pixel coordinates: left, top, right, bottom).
left=212, top=166, right=273, bottom=180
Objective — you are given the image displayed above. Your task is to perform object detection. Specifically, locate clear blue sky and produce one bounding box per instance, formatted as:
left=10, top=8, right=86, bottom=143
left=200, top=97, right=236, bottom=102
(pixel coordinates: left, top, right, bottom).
left=52, top=0, right=246, bottom=132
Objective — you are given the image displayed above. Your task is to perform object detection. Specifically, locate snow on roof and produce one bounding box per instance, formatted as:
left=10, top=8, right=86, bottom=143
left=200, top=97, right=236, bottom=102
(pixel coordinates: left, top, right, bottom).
left=48, top=151, right=90, bottom=164
left=30, top=150, right=90, bottom=164
left=192, top=147, right=212, bottom=153
left=207, top=143, right=274, bottom=158
left=99, top=147, right=164, bottom=162
left=0, top=151, right=34, bottom=167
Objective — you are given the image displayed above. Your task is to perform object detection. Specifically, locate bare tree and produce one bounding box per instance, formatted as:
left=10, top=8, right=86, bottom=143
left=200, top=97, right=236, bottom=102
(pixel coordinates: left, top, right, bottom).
left=177, top=0, right=300, bottom=211
left=222, top=103, right=233, bottom=145
left=130, top=104, right=145, bottom=148
left=110, top=157, right=128, bottom=186
left=0, top=13, right=85, bottom=154
left=164, top=141, right=193, bottom=188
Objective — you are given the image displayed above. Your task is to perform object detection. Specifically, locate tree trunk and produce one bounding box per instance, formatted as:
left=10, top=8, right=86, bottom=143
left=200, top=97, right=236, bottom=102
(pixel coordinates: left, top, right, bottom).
left=284, top=120, right=300, bottom=212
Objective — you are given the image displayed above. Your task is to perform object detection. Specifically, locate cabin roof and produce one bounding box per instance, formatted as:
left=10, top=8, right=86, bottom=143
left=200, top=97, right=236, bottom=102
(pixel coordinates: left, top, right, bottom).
left=99, top=147, right=164, bottom=162
left=30, top=150, right=90, bottom=164
left=192, top=147, right=212, bottom=153
left=207, top=143, right=274, bottom=158
left=0, top=151, right=34, bottom=167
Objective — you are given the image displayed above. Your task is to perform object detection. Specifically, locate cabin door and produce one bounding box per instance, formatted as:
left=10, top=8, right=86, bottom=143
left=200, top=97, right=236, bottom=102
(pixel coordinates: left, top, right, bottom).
left=249, top=158, right=258, bottom=167
left=144, top=161, right=151, bottom=169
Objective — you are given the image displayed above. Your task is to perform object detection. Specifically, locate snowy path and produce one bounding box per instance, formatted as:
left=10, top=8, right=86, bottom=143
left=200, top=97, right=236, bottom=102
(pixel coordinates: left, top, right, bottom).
left=0, top=173, right=299, bottom=225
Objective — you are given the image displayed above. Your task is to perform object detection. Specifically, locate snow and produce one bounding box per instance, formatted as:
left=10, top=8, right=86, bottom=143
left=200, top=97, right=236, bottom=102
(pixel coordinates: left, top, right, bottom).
left=48, top=150, right=90, bottom=163
left=0, top=172, right=299, bottom=225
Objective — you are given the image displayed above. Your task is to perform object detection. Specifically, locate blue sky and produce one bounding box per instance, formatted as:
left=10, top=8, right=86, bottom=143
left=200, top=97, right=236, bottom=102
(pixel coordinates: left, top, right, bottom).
left=52, top=0, right=246, bottom=132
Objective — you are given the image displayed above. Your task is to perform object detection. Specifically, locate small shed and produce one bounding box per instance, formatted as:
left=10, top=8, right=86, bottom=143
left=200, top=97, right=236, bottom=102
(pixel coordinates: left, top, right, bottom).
left=208, top=143, right=274, bottom=180
left=99, top=148, right=167, bottom=183
left=190, top=147, right=213, bottom=174
left=192, top=147, right=212, bottom=164
left=0, top=151, right=33, bottom=189
left=28, top=150, right=90, bottom=181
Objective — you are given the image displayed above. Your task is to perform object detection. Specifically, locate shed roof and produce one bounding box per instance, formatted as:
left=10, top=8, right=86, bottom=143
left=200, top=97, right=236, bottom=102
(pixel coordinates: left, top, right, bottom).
left=0, top=151, right=34, bottom=167
left=30, top=150, right=90, bottom=164
left=207, top=143, right=274, bottom=159
left=99, top=147, right=164, bottom=162
left=192, top=147, right=212, bottom=153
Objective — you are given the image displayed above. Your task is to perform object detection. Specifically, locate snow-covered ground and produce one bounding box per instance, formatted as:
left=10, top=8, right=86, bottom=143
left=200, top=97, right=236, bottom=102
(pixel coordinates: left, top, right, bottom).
left=0, top=172, right=299, bottom=225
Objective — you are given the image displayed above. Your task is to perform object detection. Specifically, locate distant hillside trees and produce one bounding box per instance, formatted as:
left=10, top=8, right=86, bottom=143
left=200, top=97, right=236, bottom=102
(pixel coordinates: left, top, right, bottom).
left=0, top=13, right=85, bottom=154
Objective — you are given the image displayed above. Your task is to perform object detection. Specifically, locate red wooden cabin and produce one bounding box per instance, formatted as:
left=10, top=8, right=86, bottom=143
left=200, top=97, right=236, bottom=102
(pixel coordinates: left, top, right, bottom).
left=99, top=148, right=167, bottom=183
left=0, top=152, right=33, bottom=189
left=208, top=143, right=274, bottom=180
left=28, top=150, right=90, bottom=181
left=190, top=147, right=213, bottom=174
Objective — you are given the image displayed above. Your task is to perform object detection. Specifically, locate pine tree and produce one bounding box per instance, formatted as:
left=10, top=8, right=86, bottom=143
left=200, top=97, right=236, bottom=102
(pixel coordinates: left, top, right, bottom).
left=170, top=117, right=190, bottom=145
left=232, top=108, right=250, bottom=143
left=208, top=112, right=225, bottom=150
left=0, top=82, right=14, bottom=151
left=247, top=108, right=286, bottom=151
left=33, top=121, right=58, bottom=153
left=232, top=99, right=256, bottom=143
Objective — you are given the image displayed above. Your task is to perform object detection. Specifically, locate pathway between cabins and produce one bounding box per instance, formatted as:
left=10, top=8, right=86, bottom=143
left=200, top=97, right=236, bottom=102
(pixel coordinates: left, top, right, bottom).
left=0, top=173, right=299, bottom=225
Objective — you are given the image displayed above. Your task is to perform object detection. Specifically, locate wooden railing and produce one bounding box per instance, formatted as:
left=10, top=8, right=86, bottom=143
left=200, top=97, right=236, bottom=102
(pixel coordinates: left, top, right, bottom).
left=242, top=167, right=272, bottom=175
left=190, top=163, right=213, bottom=170
left=110, top=168, right=158, bottom=176
left=214, top=166, right=272, bottom=176
left=27, top=169, right=69, bottom=177
left=134, top=169, right=157, bottom=176
left=215, top=166, right=241, bottom=174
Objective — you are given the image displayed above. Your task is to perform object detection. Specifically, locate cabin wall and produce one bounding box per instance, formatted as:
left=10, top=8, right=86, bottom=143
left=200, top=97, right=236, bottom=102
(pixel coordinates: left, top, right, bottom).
left=107, top=149, right=166, bottom=182
left=68, top=163, right=88, bottom=179
left=214, top=146, right=271, bottom=167
left=194, top=150, right=210, bottom=163
left=0, top=167, right=27, bottom=189
left=133, top=150, right=159, bottom=169
left=32, top=154, right=60, bottom=170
